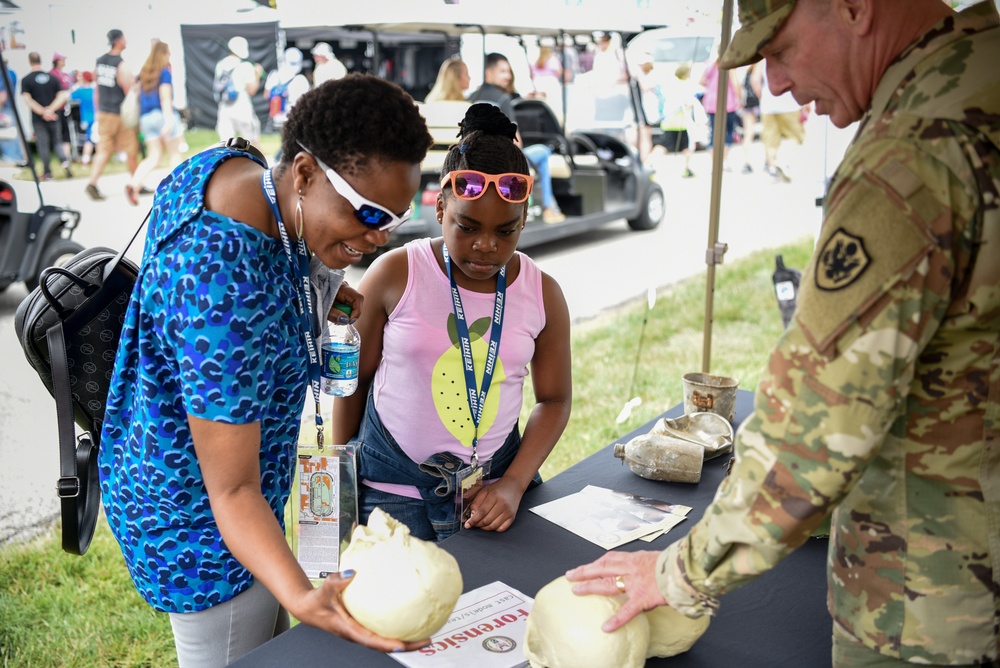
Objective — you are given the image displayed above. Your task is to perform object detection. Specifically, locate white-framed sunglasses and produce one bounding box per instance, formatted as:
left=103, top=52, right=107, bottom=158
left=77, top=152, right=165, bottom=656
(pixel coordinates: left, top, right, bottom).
left=297, top=141, right=412, bottom=232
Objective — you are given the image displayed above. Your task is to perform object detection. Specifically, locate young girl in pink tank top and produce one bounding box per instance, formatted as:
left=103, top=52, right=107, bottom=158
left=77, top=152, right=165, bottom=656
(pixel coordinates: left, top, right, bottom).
left=332, top=103, right=572, bottom=541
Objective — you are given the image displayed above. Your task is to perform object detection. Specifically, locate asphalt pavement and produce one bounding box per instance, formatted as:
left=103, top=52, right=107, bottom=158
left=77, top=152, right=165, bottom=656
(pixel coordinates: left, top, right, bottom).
left=0, top=117, right=854, bottom=547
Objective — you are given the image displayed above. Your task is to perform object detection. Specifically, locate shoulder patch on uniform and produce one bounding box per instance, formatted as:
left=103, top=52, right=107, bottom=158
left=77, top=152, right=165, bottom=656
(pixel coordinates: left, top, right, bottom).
left=816, top=228, right=870, bottom=291
left=796, top=175, right=936, bottom=356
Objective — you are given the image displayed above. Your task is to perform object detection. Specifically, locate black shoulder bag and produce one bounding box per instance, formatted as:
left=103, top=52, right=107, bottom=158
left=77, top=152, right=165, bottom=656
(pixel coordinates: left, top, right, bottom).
left=13, top=137, right=266, bottom=555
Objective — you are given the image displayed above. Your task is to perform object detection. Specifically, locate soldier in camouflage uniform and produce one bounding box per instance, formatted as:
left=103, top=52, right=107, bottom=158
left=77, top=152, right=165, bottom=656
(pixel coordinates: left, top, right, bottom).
left=567, top=0, right=1000, bottom=665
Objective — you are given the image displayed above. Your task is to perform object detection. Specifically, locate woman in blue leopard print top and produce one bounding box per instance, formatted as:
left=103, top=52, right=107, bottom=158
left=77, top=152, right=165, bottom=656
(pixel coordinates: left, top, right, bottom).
left=99, top=74, right=432, bottom=665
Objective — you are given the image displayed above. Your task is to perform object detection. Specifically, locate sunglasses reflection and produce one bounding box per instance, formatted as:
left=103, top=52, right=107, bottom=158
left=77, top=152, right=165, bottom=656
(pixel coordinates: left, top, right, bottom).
left=442, top=170, right=534, bottom=204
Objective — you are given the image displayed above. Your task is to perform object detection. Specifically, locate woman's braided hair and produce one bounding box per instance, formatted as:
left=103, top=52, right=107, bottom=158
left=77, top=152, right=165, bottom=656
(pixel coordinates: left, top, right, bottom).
left=279, top=73, right=432, bottom=177
left=440, top=103, right=530, bottom=195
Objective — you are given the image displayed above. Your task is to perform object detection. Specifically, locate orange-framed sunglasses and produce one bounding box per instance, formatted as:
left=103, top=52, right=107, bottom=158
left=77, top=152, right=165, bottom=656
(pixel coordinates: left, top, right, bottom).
left=440, top=170, right=534, bottom=204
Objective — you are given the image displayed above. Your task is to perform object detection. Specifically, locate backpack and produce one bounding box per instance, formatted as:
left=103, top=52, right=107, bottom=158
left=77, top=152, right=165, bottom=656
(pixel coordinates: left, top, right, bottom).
left=268, top=78, right=289, bottom=119
left=13, top=137, right=267, bottom=556
left=15, top=237, right=143, bottom=555
left=213, top=64, right=238, bottom=105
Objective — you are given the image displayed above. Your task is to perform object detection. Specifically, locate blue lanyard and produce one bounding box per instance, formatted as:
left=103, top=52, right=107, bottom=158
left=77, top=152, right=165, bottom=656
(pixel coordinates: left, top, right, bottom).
left=441, top=243, right=506, bottom=465
left=260, top=170, right=325, bottom=447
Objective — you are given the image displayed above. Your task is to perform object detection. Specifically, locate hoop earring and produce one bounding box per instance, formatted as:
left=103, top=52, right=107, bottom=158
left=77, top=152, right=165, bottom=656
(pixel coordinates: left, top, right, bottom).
left=295, top=194, right=305, bottom=240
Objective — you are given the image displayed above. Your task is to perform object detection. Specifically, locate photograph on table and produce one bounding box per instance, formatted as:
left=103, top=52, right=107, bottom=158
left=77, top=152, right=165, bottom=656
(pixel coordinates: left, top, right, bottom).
left=530, top=485, right=690, bottom=549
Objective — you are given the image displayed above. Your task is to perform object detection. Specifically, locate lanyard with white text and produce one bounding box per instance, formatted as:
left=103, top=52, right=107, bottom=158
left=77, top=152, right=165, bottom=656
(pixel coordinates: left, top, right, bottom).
left=442, top=242, right=506, bottom=466
left=260, top=170, right=325, bottom=447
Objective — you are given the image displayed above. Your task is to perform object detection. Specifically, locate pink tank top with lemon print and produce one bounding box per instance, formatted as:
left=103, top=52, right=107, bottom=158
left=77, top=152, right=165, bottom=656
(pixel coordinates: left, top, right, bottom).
left=367, top=238, right=546, bottom=498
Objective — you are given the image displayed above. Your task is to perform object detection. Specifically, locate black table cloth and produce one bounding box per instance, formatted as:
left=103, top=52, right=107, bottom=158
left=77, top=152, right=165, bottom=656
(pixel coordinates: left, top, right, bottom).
left=233, top=390, right=832, bottom=667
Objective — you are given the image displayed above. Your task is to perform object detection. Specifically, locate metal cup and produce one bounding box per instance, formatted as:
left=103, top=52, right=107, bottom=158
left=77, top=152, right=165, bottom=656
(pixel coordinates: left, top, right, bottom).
left=682, top=372, right=740, bottom=422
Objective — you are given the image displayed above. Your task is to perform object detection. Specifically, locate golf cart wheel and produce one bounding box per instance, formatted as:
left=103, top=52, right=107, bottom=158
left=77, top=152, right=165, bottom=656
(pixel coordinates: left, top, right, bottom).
left=628, top=183, right=665, bottom=231
left=25, top=238, right=85, bottom=292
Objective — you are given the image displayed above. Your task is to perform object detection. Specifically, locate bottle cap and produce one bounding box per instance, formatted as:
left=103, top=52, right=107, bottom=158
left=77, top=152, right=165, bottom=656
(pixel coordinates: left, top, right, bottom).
left=334, top=303, right=352, bottom=317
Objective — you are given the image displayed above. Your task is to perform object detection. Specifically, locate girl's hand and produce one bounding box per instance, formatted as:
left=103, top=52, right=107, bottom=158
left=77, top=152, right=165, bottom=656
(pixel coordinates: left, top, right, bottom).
left=463, top=477, right=524, bottom=533
left=293, top=571, right=430, bottom=653
left=332, top=283, right=364, bottom=323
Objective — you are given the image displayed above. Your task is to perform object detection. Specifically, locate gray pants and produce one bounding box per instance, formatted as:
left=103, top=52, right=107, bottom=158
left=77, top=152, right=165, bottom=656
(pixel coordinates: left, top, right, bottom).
left=168, top=579, right=289, bottom=667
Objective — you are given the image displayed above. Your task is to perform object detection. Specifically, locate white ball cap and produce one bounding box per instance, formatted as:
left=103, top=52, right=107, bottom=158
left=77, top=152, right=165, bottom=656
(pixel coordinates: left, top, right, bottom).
left=284, top=47, right=303, bottom=72
left=311, top=42, right=334, bottom=60
left=228, top=36, right=249, bottom=59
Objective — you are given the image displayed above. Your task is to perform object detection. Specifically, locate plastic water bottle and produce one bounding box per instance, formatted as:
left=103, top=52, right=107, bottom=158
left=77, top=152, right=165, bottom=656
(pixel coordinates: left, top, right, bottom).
left=321, top=304, right=359, bottom=396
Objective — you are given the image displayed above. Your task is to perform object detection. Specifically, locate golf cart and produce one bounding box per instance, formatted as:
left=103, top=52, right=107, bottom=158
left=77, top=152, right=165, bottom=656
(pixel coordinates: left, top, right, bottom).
left=0, top=53, right=85, bottom=294
left=280, top=7, right=665, bottom=255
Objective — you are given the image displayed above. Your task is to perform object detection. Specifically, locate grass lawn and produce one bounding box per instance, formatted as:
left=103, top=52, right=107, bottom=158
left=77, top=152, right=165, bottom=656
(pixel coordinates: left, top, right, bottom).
left=0, top=165, right=816, bottom=666
left=535, top=236, right=814, bottom=479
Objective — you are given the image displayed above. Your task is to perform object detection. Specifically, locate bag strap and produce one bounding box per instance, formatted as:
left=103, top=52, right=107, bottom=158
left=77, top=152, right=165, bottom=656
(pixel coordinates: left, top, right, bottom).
left=219, top=136, right=267, bottom=164
left=103, top=207, right=151, bottom=282
left=48, top=322, right=101, bottom=555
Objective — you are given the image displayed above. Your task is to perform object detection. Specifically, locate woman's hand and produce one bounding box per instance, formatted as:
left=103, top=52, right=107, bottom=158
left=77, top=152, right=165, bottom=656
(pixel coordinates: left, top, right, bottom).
left=332, top=283, right=364, bottom=323
left=463, top=477, right=525, bottom=533
left=293, top=571, right=429, bottom=653
left=564, top=551, right=667, bottom=632
left=191, top=418, right=424, bottom=652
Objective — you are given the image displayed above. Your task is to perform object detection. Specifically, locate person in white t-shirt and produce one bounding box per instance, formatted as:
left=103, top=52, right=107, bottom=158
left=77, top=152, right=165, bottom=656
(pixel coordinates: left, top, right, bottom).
left=214, top=36, right=263, bottom=142
left=311, top=42, right=347, bottom=87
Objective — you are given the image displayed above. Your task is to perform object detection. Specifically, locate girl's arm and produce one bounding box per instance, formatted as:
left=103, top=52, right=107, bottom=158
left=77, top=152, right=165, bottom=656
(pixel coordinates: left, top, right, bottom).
left=465, top=271, right=572, bottom=532
left=330, top=250, right=406, bottom=444
left=727, top=70, right=742, bottom=109
left=698, top=62, right=712, bottom=89
left=158, top=80, right=174, bottom=137
left=750, top=62, right=764, bottom=98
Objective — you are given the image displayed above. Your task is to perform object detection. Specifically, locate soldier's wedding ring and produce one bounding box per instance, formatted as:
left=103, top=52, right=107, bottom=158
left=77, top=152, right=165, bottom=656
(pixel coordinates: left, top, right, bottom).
left=615, top=575, right=626, bottom=594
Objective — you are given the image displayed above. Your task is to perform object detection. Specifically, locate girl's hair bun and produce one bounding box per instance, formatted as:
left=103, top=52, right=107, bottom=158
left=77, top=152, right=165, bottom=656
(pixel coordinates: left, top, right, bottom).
left=460, top=102, right=517, bottom=140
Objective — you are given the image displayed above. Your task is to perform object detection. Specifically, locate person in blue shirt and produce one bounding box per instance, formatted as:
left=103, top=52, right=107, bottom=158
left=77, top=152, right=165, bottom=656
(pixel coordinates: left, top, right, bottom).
left=69, top=70, right=95, bottom=165
left=100, top=74, right=433, bottom=666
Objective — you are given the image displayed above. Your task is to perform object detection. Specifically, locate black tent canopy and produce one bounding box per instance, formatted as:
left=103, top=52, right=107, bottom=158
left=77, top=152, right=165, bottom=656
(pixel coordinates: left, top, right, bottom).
left=181, top=21, right=279, bottom=130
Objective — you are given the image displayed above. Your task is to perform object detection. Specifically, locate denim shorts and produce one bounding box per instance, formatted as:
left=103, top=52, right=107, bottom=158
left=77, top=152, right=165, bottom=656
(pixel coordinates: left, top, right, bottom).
left=139, top=108, right=184, bottom=140
left=355, top=391, right=540, bottom=541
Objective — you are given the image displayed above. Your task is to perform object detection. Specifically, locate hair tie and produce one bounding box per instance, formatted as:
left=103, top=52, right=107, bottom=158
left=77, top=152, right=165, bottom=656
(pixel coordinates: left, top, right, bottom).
left=459, top=143, right=469, bottom=155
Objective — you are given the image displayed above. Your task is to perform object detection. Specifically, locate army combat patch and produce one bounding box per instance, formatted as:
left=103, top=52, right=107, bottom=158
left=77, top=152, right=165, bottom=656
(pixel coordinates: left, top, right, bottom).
left=816, top=228, right=870, bottom=291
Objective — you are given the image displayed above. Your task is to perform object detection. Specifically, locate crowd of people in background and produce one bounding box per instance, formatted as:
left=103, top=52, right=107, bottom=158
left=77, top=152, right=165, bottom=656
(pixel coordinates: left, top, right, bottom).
left=6, top=28, right=351, bottom=205
left=5, top=24, right=810, bottom=208
left=418, top=31, right=809, bottom=186
left=632, top=42, right=811, bottom=181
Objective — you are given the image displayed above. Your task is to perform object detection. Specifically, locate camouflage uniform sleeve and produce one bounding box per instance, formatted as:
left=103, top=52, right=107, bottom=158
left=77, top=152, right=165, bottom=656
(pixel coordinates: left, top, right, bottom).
left=654, top=138, right=974, bottom=617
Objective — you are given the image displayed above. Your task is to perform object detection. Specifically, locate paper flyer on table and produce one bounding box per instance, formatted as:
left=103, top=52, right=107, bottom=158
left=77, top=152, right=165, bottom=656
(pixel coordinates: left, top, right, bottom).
left=530, top=485, right=691, bottom=549
left=390, top=581, right=533, bottom=668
